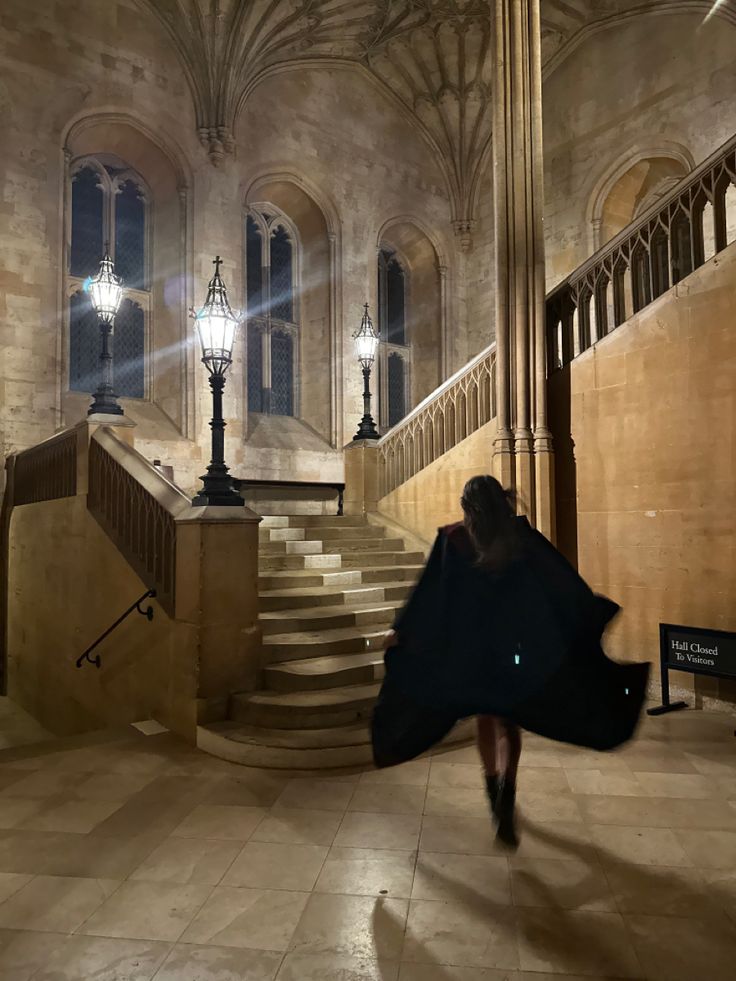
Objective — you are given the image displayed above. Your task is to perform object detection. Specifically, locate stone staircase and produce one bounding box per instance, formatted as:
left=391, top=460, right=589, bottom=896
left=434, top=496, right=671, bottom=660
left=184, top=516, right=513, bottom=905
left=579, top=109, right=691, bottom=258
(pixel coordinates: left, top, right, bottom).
left=198, top=514, right=473, bottom=768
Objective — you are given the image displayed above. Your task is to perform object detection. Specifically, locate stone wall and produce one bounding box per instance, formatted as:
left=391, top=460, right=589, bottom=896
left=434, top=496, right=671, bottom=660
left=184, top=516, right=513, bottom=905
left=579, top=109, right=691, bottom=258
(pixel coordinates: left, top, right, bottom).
left=549, top=242, right=736, bottom=706
left=543, top=10, right=736, bottom=289
left=378, top=418, right=498, bottom=546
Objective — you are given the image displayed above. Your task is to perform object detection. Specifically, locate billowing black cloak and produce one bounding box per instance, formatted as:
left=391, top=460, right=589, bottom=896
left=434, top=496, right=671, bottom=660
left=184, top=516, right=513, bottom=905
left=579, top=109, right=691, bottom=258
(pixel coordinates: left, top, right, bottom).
left=372, top=518, right=650, bottom=768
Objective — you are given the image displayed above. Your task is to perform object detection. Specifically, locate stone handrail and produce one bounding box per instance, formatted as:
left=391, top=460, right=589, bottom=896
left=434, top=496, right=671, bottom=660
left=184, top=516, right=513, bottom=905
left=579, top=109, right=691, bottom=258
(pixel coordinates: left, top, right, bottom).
left=547, top=132, right=736, bottom=370
left=378, top=343, right=496, bottom=496
left=87, top=428, right=190, bottom=616
left=11, top=429, right=78, bottom=506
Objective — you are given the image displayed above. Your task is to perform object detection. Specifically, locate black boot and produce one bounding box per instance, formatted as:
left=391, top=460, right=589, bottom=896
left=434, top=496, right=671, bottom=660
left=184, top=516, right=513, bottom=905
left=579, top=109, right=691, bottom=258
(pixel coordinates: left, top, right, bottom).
left=484, top=773, right=502, bottom=815
left=495, top=779, right=519, bottom=849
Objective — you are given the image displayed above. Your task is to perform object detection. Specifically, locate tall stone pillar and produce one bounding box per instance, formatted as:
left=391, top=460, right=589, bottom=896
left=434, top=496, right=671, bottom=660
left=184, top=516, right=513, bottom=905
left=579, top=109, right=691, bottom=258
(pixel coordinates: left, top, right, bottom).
left=491, top=0, right=555, bottom=539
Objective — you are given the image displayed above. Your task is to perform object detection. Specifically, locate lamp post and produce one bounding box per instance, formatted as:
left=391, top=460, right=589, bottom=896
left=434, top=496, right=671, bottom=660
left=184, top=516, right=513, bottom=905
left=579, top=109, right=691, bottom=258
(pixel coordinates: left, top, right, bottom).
left=352, top=302, right=380, bottom=440
left=86, top=250, right=125, bottom=416
left=190, top=256, right=244, bottom=507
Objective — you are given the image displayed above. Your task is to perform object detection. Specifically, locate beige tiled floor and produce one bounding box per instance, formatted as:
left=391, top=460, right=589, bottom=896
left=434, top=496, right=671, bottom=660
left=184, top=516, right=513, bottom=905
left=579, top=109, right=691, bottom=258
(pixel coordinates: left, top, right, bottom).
left=0, top=708, right=733, bottom=979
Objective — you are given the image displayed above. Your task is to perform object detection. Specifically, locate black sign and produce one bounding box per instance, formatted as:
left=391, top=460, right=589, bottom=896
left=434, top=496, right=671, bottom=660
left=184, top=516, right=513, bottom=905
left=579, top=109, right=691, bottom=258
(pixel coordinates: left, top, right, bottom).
left=649, top=622, right=736, bottom=716
left=663, top=623, right=736, bottom=680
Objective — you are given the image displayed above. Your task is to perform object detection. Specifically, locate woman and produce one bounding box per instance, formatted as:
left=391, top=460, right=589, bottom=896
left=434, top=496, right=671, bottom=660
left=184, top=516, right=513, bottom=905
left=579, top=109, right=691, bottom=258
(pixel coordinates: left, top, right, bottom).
left=372, top=475, right=649, bottom=848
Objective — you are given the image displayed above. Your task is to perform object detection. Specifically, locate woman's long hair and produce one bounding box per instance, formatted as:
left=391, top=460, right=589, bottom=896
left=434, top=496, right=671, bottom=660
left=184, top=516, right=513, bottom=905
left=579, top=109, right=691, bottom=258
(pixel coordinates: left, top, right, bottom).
left=460, top=475, right=520, bottom=572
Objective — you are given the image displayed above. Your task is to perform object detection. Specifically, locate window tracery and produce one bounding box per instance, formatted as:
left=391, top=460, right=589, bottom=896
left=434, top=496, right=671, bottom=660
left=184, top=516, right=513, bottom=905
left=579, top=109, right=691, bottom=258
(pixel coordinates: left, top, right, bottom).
left=377, top=247, right=410, bottom=428
left=245, top=208, right=299, bottom=417
left=68, top=159, right=148, bottom=399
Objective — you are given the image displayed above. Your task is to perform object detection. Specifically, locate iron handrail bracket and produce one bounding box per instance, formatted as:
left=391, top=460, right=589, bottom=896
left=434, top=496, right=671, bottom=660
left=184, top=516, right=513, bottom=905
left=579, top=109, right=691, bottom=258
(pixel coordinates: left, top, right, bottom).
left=76, top=589, right=156, bottom=669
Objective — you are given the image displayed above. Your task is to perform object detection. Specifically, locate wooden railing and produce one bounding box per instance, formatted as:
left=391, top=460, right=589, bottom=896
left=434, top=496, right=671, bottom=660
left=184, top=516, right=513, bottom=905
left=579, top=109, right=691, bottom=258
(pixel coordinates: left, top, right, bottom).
left=87, top=429, right=190, bottom=616
left=12, top=430, right=77, bottom=505
left=378, top=344, right=496, bottom=496
left=547, top=133, right=736, bottom=371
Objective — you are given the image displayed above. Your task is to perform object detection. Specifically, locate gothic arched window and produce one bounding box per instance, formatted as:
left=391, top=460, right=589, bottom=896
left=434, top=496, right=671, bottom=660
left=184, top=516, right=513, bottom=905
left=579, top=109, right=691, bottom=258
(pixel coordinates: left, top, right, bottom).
left=68, top=159, right=148, bottom=399
left=245, top=209, right=298, bottom=417
left=377, top=247, right=410, bottom=428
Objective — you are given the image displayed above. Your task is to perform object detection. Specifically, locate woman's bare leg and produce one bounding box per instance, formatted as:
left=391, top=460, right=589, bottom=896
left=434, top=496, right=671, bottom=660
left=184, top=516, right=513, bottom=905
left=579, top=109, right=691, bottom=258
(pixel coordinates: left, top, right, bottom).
left=476, top=715, right=501, bottom=776
left=500, top=721, right=522, bottom=786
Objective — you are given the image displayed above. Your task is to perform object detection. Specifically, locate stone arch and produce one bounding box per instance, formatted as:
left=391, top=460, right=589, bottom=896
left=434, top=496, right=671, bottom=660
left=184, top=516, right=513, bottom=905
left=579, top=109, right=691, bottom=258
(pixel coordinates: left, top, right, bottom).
left=61, top=111, right=193, bottom=437
left=375, top=218, right=443, bottom=420
left=244, top=175, right=336, bottom=446
left=586, top=143, right=695, bottom=251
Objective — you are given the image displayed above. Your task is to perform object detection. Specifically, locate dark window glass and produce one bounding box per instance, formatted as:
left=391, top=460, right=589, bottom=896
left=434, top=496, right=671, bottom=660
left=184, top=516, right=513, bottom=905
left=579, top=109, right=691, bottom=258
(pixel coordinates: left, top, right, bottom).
left=386, top=257, right=406, bottom=344
left=246, top=216, right=263, bottom=317
left=388, top=352, right=406, bottom=427
left=271, top=330, right=294, bottom=416
left=114, top=298, right=145, bottom=398
left=114, top=180, right=146, bottom=289
left=270, top=227, right=293, bottom=322
left=69, top=290, right=100, bottom=393
left=70, top=167, right=104, bottom=279
left=247, top=323, right=263, bottom=412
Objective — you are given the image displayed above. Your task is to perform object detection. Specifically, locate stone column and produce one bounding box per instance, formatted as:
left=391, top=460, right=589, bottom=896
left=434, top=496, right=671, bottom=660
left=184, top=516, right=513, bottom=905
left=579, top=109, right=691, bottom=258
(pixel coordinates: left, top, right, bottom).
left=491, top=0, right=555, bottom=539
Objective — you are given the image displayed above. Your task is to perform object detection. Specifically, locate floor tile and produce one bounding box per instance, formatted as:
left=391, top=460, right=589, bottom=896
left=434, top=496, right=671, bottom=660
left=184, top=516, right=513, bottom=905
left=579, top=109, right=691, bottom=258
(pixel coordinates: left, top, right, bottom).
left=517, top=792, right=583, bottom=823
left=172, top=804, right=267, bottom=841
left=576, top=794, right=736, bottom=830
left=153, top=942, right=282, bottom=980
left=24, top=798, right=124, bottom=833
left=635, top=771, right=718, bottom=799
left=182, top=886, right=309, bottom=950
left=399, top=967, right=520, bottom=981
left=516, top=908, right=641, bottom=977
left=424, top=785, right=488, bottom=820
left=565, top=770, right=647, bottom=797
left=223, top=841, right=328, bottom=891
left=0, top=797, right=48, bottom=830
left=590, top=824, right=693, bottom=867
left=403, top=897, right=518, bottom=969
left=278, top=951, right=399, bottom=980
left=626, top=912, right=736, bottom=980
left=1, top=769, right=88, bottom=798
left=252, top=808, right=343, bottom=846
left=275, top=779, right=355, bottom=812
left=208, top=773, right=289, bottom=807
left=72, top=772, right=157, bottom=801
left=673, top=828, right=736, bottom=868
left=315, top=847, right=416, bottom=899
left=508, top=822, right=597, bottom=863
left=511, top=857, right=615, bottom=912
left=0, top=929, right=70, bottom=980
left=289, top=893, right=408, bottom=961
left=33, top=935, right=170, bottom=981
left=699, top=869, right=736, bottom=925
left=0, top=830, right=164, bottom=878
left=348, top=784, right=425, bottom=815
left=0, top=874, right=32, bottom=906
left=412, top=852, right=511, bottom=905
left=419, top=814, right=498, bottom=857
left=428, top=762, right=484, bottom=789
left=0, top=875, right=118, bottom=933
left=603, top=861, right=719, bottom=916
left=79, top=880, right=213, bottom=942
left=359, top=762, right=430, bottom=787
left=335, top=812, right=421, bottom=851
left=130, top=836, right=241, bottom=885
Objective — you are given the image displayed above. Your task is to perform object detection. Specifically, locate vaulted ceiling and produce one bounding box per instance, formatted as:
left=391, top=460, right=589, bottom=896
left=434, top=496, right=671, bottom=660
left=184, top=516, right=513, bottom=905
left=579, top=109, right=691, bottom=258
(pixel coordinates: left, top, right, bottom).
left=136, top=1, right=736, bottom=235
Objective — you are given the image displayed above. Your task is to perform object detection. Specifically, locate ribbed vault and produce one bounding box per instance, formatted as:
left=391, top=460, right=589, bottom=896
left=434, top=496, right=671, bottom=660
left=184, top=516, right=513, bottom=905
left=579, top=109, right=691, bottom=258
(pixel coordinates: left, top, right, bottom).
left=136, top=0, right=736, bottom=239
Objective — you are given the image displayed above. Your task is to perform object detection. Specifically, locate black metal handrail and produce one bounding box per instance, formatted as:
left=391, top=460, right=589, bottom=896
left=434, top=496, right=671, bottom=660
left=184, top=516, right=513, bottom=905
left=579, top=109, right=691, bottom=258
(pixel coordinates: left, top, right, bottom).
left=76, top=589, right=156, bottom=669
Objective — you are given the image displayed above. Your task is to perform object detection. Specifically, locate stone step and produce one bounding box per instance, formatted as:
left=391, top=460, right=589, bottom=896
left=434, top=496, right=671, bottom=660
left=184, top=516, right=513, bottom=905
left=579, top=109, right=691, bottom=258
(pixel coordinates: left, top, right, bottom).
left=259, top=553, right=343, bottom=572
left=340, top=550, right=424, bottom=568
left=262, top=625, right=389, bottom=662
left=259, top=582, right=411, bottom=613
left=259, top=540, right=325, bottom=556
left=197, top=717, right=476, bottom=770
left=258, top=565, right=423, bottom=590
left=260, top=602, right=397, bottom=636
left=264, top=651, right=384, bottom=692
left=260, top=515, right=367, bottom=529
left=258, top=525, right=388, bottom=544
left=316, top=538, right=405, bottom=554
left=230, top=682, right=381, bottom=728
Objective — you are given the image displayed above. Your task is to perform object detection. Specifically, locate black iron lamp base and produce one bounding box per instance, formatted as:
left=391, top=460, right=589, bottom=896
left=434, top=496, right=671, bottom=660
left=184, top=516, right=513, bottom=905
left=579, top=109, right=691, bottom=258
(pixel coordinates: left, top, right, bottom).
left=88, top=390, right=124, bottom=417
left=192, top=479, right=244, bottom=508
left=353, top=414, right=380, bottom=441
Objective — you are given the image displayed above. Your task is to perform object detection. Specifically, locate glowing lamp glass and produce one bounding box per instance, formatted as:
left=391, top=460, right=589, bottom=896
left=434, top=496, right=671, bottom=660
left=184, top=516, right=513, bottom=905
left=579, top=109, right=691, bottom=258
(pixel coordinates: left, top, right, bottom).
left=87, top=253, right=123, bottom=324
